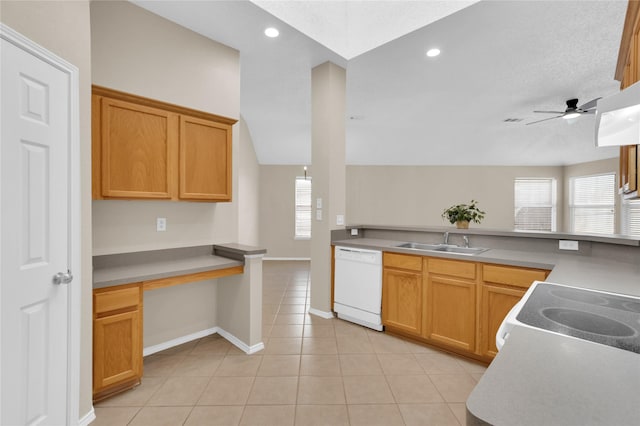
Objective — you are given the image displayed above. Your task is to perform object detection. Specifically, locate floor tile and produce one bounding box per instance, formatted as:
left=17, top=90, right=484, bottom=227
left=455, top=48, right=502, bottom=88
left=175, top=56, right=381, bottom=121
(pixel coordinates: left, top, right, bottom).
left=278, top=304, right=308, bottom=314
left=471, top=372, right=484, bottom=382
left=191, top=338, right=232, bottom=355
left=215, top=355, right=262, bottom=377
left=305, top=314, right=336, bottom=325
left=429, top=374, right=478, bottom=402
left=262, top=304, right=281, bottom=315
left=335, top=335, right=374, bottom=354
left=282, top=297, right=307, bottom=305
left=386, top=375, right=443, bottom=403
left=128, top=406, right=191, bottom=426
left=299, top=355, right=341, bottom=376
left=342, top=375, right=395, bottom=404
left=297, top=376, right=345, bottom=404
left=143, top=355, right=185, bottom=377
left=339, top=354, right=383, bottom=376
left=156, top=340, right=199, bottom=356
left=270, top=324, right=304, bottom=337
left=303, top=325, right=335, bottom=338
left=197, top=377, right=254, bottom=405
left=333, top=321, right=369, bottom=338
left=347, top=404, right=404, bottom=426
left=92, top=407, right=140, bottom=426
left=247, top=376, right=299, bottom=405
left=148, top=376, right=210, bottom=406
left=184, top=406, right=244, bottom=426
left=264, top=337, right=302, bottom=355
left=171, top=354, right=224, bottom=376
left=415, top=353, right=466, bottom=374
left=274, top=314, right=306, bottom=325
left=257, top=355, right=301, bottom=377
left=398, top=403, right=460, bottom=426
left=368, top=332, right=412, bottom=353
left=448, top=402, right=467, bottom=425
left=457, top=357, right=489, bottom=374
left=302, top=337, right=338, bottom=354
left=95, top=377, right=165, bottom=407
left=294, top=405, right=349, bottom=425
left=240, top=405, right=296, bottom=426
left=377, top=353, right=423, bottom=375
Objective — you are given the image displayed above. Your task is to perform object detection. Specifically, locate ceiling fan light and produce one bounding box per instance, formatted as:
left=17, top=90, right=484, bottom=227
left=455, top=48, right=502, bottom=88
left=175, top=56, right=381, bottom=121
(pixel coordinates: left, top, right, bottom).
left=563, top=112, right=580, bottom=120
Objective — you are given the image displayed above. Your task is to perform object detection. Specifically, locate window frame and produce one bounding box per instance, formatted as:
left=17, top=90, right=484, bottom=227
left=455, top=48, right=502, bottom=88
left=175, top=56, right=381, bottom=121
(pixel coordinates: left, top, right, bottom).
left=513, top=177, right=557, bottom=232
left=294, top=176, right=312, bottom=240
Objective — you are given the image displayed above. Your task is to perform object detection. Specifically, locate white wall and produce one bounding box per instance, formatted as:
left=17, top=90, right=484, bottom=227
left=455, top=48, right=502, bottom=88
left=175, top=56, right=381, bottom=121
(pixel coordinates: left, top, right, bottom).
left=90, top=1, right=247, bottom=347
left=0, top=0, right=94, bottom=420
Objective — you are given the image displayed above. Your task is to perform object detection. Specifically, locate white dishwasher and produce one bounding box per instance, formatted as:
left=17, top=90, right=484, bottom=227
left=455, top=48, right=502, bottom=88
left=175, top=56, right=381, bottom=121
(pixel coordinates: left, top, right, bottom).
left=334, top=246, right=383, bottom=331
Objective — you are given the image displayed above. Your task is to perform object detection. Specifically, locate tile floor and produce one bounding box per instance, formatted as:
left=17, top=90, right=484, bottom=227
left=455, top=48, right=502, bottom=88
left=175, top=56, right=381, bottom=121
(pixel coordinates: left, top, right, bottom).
left=94, top=261, right=487, bottom=425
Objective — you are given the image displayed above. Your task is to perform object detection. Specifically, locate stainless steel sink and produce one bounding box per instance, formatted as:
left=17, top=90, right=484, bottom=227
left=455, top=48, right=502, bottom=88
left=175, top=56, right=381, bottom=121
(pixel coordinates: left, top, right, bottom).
left=395, top=242, right=488, bottom=255
left=541, top=307, right=636, bottom=337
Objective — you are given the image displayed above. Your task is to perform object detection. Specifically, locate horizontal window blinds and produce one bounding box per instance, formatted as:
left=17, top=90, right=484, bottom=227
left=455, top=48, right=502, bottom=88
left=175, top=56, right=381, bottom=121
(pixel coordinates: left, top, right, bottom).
left=514, top=178, right=556, bottom=231
left=622, top=199, right=640, bottom=237
left=295, top=177, right=312, bottom=238
left=570, top=173, right=615, bottom=235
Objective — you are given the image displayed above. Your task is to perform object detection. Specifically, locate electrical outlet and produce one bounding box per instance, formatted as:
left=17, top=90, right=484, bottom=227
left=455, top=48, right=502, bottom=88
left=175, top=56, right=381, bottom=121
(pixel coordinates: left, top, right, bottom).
left=336, top=215, right=344, bottom=225
left=351, top=228, right=359, bottom=236
left=559, top=240, right=578, bottom=251
left=156, top=217, right=167, bottom=232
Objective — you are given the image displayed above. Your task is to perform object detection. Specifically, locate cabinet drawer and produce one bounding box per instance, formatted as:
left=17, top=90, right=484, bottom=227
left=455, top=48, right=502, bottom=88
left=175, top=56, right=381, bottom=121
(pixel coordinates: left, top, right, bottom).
left=482, top=264, right=548, bottom=289
left=384, top=252, right=423, bottom=271
left=427, top=258, right=476, bottom=280
left=94, top=285, right=141, bottom=315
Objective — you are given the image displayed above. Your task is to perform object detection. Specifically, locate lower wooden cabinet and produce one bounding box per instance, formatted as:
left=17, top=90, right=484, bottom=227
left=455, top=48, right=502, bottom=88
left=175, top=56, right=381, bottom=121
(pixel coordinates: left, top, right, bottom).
left=424, top=258, right=478, bottom=352
left=479, top=264, right=548, bottom=358
left=93, top=284, right=143, bottom=402
left=382, top=253, right=423, bottom=336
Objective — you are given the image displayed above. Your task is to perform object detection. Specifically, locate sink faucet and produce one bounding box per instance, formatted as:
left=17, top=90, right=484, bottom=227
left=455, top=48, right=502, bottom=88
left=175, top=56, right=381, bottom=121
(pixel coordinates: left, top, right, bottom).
left=463, top=235, right=470, bottom=248
left=443, top=231, right=449, bottom=245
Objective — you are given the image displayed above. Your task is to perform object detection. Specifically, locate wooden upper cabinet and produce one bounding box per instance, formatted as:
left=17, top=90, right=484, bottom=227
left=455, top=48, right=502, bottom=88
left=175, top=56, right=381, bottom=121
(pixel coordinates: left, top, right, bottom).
left=92, top=86, right=236, bottom=202
left=179, top=115, right=232, bottom=201
left=100, top=97, right=177, bottom=199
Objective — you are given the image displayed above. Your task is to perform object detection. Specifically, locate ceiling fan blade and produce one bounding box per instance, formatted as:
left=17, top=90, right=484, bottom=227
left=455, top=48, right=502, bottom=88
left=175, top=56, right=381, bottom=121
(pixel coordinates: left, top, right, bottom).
left=578, top=97, right=601, bottom=111
left=533, top=110, right=565, bottom=114
left=526, top=115, right=563, bottom=125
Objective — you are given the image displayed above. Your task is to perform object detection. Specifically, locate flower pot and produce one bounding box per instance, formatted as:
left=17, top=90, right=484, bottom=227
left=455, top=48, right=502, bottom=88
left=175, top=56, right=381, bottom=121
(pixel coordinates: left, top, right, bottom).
left=456, top=220, right=469, bottom=229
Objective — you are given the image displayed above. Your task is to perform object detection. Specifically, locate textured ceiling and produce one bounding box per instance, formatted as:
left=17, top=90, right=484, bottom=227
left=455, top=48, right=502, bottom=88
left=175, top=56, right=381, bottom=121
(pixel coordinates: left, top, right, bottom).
left=133, top=0, right=626, bottom=166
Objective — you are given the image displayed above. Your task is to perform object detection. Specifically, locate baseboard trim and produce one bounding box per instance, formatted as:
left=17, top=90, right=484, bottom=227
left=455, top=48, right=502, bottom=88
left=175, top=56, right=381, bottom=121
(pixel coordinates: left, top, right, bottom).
left=308, top=308, right=335, bottom=319
left=143, top=327, right=218, bottom=356
left=143, top=326, right=265, bottom=356
left=263, top=257, right=310, bottom=261
left=217, top=328, right=265, bottom=354
left=78, top=407, right=96, bottom=426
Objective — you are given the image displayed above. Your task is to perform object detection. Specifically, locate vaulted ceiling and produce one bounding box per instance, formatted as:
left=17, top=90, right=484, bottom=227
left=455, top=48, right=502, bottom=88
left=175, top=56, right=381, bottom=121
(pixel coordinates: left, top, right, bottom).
left=133, top=0, right=627, bottom=166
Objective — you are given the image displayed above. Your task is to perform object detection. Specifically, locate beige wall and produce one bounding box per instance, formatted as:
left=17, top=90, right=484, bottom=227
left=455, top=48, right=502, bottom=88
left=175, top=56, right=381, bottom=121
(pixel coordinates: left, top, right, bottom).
left=259, top=165, right=311, bottom=258
left=563, top=157, right=620, bottom=233
left=90, top=1, right=245, bottom=348
left=238, top=117, right=260, bottom=246
left=0, top=0, right=94, bottom=420
left=347, top=165, right=566, bottom=230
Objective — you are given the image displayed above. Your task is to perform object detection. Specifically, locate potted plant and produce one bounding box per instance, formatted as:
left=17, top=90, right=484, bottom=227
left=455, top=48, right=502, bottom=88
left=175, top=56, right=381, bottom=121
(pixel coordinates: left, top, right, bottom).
left=442, top=200, right=486, bottom=229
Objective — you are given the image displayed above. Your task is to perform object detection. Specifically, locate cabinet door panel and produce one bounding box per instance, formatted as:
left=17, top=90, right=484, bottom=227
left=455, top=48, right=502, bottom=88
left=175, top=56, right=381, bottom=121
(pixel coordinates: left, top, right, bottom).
left=93, top=310, right=142, bottom=392
left=180, top=115, right=232, bottom=201
left=480, top=284, right=525, bottom=358
left=382, top=269, right=422, bottom=335
left=101, top=98, right=176, bottom=198
left=425, top=275, right=475, bottom=351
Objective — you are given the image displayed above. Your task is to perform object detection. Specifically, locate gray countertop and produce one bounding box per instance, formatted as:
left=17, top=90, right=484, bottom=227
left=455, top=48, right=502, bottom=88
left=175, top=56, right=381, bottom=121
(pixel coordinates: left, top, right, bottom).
left=92, top=244, right=266, bottom=289
left=466, top=326, right=640, bottom=426
left=332, top=238, right=640, bottom=296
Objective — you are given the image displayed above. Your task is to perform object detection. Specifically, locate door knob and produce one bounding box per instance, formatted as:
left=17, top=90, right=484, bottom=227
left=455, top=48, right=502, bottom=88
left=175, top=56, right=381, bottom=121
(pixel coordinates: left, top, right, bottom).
left=53, top=270, right=73, bottom=285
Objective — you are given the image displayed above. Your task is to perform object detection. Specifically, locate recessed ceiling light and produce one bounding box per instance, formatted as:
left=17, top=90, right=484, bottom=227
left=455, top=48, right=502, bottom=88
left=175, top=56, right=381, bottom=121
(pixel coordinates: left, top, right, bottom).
left=426, top=48, right=441, bottom=57
left=264, top=27, right=279, bottom=38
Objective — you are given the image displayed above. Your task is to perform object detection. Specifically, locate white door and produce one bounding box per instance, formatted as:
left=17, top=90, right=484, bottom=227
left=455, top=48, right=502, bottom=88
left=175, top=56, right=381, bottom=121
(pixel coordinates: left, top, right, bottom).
left=1, top=30, right=73, bottom=425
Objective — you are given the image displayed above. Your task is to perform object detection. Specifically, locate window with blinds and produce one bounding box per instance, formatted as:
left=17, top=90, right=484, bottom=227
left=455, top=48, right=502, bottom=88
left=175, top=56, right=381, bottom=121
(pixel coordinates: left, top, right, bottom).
left=569, top=173, right=616, bottom=234
left=622, top=199, right=640, bottom=237
left=295, top=177, right=312, bottom=239
left=514, top=178, right=557, bottom=231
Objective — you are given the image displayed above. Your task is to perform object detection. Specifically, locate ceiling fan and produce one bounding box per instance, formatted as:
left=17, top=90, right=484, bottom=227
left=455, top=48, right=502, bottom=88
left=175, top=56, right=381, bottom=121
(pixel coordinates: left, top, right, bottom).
left=526, top=97, right=600, bottom=125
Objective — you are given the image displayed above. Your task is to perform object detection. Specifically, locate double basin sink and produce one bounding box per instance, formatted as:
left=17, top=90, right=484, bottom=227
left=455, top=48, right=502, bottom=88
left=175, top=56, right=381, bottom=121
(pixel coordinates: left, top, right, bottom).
left=395, top=242, right=489, bottom=256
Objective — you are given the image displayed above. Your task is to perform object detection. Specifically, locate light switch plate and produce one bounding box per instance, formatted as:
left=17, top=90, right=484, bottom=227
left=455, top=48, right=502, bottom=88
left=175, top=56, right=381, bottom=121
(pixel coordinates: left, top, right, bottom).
left=316, top=209, right=322, bottom=221
left=559, top=240, right=579, bottom=250
left=336, top=215, right=344, bottom=225
left=156, top=217, right=167, bottom=232
left=316, top=198, right=323, bottom=209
